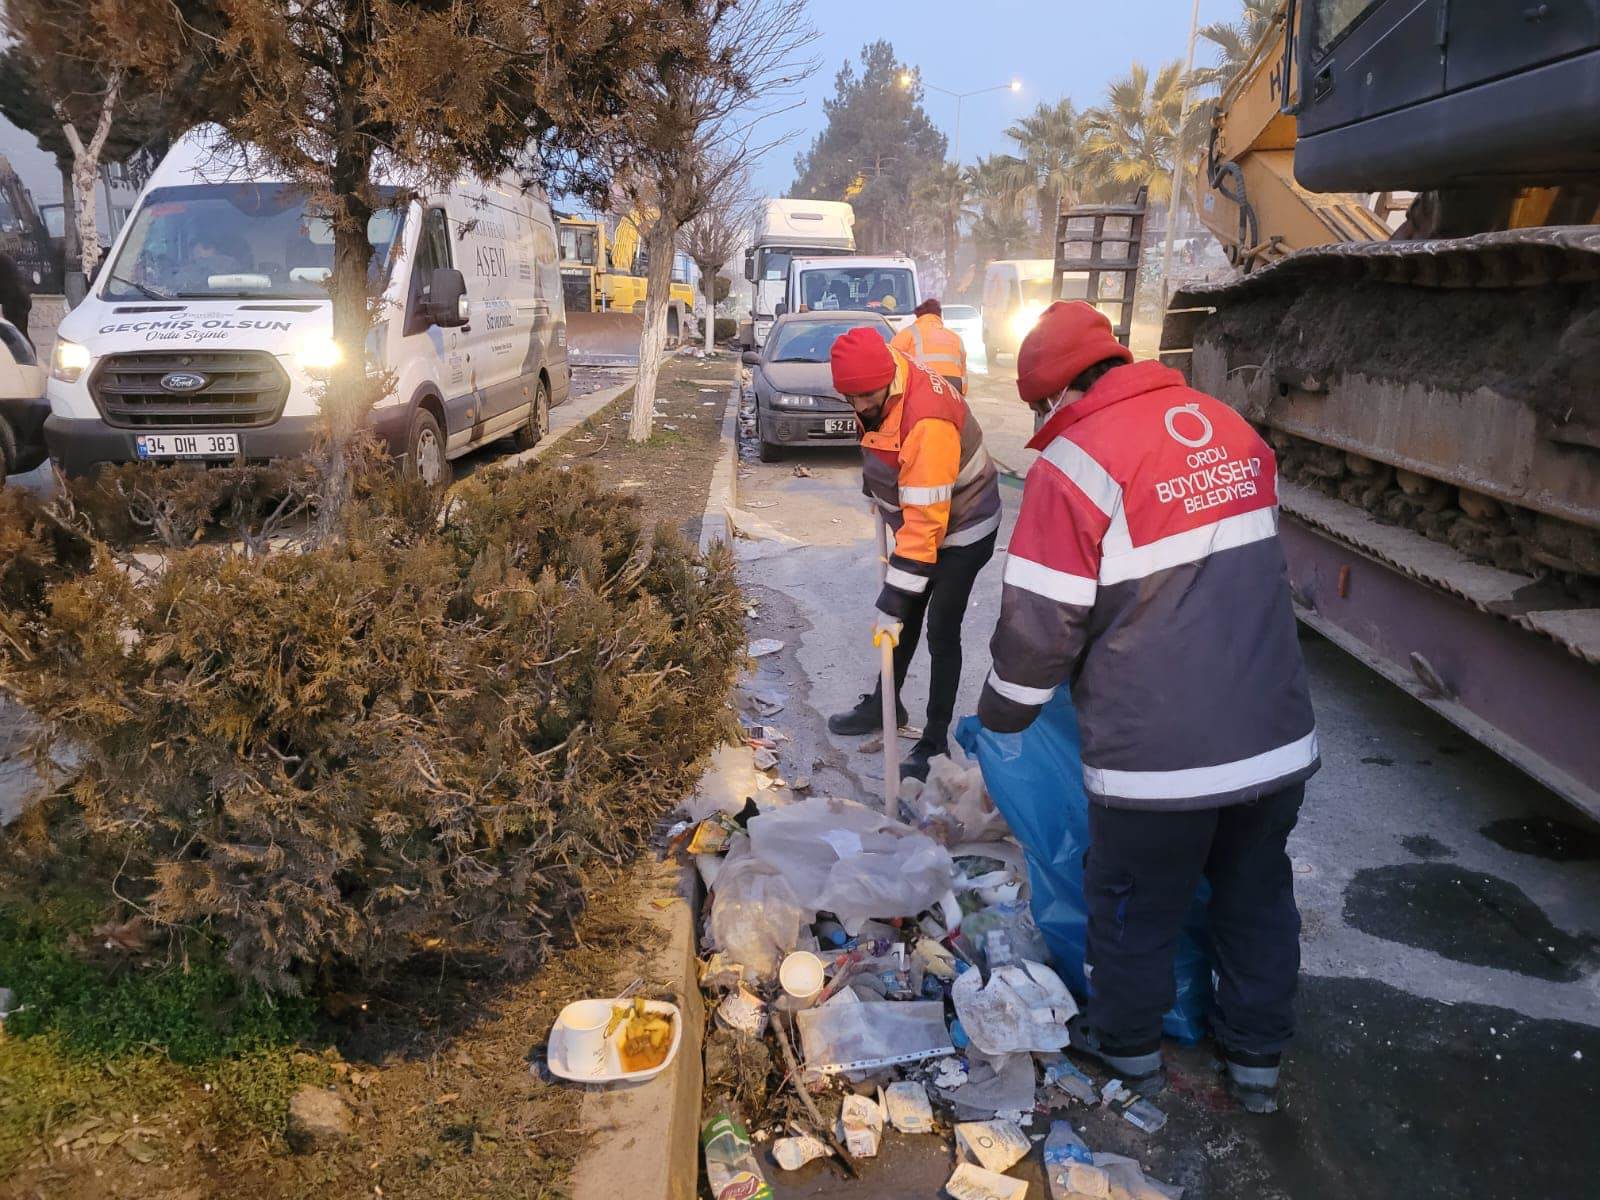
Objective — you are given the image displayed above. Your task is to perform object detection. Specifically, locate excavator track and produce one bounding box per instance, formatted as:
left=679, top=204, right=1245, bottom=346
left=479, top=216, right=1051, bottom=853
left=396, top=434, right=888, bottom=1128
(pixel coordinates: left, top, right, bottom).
left=1161, top=228, right=1600, bottom=818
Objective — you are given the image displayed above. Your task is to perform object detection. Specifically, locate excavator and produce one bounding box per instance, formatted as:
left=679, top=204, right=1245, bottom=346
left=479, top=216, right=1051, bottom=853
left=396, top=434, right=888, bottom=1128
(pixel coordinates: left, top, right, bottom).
left=1160, top=1, right=1600, bottom=819
left=558, top=210, right=697, bottom=366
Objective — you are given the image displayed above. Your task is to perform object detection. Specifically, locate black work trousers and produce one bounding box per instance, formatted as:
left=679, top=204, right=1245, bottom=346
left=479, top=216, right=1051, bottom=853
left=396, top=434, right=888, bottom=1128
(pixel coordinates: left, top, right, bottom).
left=874, top=532, right=995, bottom=745
left=1083, top=783, right=1305, bottom=1056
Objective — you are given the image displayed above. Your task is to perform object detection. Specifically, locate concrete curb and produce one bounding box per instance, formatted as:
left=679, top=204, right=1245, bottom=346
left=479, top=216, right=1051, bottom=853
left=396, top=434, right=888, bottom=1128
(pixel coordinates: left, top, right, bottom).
left=568, top=745, right=760, bottom=1200
left=514, top=372, right=638, bottom=469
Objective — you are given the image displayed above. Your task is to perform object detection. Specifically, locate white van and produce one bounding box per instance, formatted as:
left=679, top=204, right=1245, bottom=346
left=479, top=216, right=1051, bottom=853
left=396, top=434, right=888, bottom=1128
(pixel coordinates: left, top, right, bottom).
left=980, top=258, right=1081, bottom=360
left=782, top=255, right=919, bottom=335
left=45, top=126, right=569, bottom=484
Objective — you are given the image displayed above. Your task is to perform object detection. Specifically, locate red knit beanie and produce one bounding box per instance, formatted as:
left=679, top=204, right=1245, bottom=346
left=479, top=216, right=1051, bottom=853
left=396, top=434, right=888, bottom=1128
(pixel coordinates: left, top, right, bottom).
left=831, top=326, right=897, bottom=395
left=1016, top=301, right=1133, bottom=404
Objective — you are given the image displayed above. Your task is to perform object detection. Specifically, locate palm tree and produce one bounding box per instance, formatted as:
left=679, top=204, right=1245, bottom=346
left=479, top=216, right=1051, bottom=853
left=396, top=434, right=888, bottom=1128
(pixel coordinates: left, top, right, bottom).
left=911, top=161, right=967, bottom=290
left=1193, top=0, right=1282, bottom=91
left=1006, top=98, right=1080, bottom=249
left=1079, top=60, right=1191, bottom=205
left=962, top=153, right=1030, bottom=224
left=970, top=211, right=1034, bottom=265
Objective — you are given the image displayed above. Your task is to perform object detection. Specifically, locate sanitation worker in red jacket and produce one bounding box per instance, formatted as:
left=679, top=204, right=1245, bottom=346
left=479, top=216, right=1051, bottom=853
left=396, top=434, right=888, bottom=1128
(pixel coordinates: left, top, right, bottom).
left=828, top=326, right=1002, bottom=781
left=977, top=301, right=1318, bottom=1112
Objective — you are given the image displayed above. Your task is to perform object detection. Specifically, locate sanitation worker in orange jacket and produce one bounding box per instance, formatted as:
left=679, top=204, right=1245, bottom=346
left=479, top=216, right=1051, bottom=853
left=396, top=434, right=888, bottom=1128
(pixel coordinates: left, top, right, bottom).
left=890, top=298, right=968, bottom=393
left=826, top=325, right=1002, bottom=780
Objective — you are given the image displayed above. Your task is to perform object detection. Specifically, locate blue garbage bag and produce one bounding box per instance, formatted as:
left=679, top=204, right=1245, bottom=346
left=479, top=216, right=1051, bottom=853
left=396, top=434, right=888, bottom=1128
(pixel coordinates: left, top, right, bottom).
left=955, top=692, right=1213, bottom=1044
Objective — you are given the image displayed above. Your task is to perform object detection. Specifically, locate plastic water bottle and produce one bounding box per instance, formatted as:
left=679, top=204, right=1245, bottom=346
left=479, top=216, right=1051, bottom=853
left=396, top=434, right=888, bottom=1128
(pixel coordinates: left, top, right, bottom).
left=1042, top=1120, right=1094, bottom=1199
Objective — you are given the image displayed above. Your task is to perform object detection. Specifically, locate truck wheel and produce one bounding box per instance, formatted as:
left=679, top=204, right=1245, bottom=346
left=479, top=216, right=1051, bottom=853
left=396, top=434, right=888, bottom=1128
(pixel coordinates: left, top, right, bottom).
left=405, top=407, right=450, bottom=487
left=0, top=417, right=16, bottom=479
left=512, top=378, right=551, bottom=452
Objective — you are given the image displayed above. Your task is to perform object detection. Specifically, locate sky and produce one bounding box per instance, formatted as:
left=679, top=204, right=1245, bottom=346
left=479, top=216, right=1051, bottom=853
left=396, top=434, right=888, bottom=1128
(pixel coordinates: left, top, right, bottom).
left=751, top=0, right=1243, bottom=197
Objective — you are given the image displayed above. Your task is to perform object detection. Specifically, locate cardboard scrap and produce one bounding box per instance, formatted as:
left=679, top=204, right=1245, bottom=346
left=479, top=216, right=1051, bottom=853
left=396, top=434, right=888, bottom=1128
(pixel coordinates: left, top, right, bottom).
left=881, top=1080, right=935, bottom=1134
left=771, top=1135, right=832, bottom=1170
left=945, top=1162, right=1029, bottom=1200
left=838, top=1093, right=884, bottom=1158
left=955, top=1120, right=1031, bottom=1173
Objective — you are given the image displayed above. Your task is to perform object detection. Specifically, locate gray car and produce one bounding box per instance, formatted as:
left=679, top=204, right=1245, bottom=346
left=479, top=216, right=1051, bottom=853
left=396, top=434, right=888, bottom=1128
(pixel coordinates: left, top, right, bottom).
left=741, top=310, right=893, bottom=462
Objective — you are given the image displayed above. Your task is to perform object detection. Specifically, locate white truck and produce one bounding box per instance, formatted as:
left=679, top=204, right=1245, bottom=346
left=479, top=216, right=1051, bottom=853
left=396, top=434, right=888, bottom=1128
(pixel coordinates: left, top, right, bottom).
left=781, top=254, right=920, bottom=336
left=742, top=198, right=854, bottom=349
left=45, top=125, right=569, bottom=485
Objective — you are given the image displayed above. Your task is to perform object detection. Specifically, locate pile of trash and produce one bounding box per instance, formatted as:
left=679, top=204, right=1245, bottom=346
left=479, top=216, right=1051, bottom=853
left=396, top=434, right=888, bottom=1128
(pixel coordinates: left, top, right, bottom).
left=677, top=713, right=1187, bottom=1200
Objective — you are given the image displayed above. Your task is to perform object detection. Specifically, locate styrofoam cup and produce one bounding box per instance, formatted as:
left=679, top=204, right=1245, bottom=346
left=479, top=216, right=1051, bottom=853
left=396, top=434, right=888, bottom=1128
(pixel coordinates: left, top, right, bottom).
left=560, top=998, right=615, bottom=1069
left=780, top=951, right=826, bottom=1004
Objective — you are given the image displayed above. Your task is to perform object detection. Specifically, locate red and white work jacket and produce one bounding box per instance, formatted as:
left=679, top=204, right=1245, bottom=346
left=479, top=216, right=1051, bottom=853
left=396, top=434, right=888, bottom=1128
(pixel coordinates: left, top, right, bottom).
left=977, top=361, right=1319, bottom=811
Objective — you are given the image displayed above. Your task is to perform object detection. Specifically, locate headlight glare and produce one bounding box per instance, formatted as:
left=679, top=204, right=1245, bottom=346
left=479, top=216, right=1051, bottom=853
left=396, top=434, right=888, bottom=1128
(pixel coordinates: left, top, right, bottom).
left=51, top=338, right=91, bottom=383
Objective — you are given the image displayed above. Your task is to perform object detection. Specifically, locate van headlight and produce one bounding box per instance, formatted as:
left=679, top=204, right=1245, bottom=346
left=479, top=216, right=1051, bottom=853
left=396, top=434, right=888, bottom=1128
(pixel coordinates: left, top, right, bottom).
left=293, top=334, right=343, bottom=374
left=51, top=338, right=91, bottom=383
left=1010, top=303, right=1046, bottom=343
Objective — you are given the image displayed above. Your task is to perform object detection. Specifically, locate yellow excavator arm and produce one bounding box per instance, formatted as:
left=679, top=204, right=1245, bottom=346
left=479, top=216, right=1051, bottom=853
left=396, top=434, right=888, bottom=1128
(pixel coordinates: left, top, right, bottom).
left=1197, top=4, right=1389, bottom=272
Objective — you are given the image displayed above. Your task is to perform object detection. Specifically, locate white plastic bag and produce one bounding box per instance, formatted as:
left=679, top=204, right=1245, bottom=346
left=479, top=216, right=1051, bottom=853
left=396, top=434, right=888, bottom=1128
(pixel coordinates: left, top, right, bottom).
left=707, top=841, right=810, bottom=978
left=747, top=796, right=954, bottom=934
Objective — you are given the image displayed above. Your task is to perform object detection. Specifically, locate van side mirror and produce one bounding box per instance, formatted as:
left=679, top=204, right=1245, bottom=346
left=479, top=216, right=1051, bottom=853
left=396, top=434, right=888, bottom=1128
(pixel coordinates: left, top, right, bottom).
left=430, top=267, right=469, bottom=327
left=774, top=301, right=789, bottom=317
left=743, top=249, right=755, bottom=282
left=741, top=350, right=761, bottom=366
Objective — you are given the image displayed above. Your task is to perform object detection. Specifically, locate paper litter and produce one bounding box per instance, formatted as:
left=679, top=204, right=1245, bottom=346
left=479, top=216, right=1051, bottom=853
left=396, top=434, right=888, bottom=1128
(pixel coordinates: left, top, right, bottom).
left=881, top=1080, right=935, bottom=1134
left=946, top=1162, right=1030, bottom=1200
left=1092, top=1153, right=1184, bottom=1200
left=955, top=1119, right=1032, bottom=1173
left=748, top=638, right=784, bottom=657
left=838, top=1093, right=884, bottom=1158
left=771, top=1134, right=832, bottom=1170
left=715, top=987, right=767, bottom=1037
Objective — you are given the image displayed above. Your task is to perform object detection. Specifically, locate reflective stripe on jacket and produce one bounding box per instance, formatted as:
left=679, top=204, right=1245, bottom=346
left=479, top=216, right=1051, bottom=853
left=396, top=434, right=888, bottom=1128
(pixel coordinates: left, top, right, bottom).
left=976, top=360, right=1318, bottom=812
left=891, top=313, right=968, bottom=392
left=861, top=348, right=1001, bottom=618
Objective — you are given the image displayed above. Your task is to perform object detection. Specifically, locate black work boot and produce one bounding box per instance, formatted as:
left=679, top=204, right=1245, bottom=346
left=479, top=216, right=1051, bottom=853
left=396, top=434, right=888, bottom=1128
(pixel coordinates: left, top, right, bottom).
left=828, top=690, right=907, bottom=736
left=1068, top=1016, right=1166, bottom=1096
left=1219, top=1047, right=1282, bottom=1114
left=899, top=729, right=947, bottom=782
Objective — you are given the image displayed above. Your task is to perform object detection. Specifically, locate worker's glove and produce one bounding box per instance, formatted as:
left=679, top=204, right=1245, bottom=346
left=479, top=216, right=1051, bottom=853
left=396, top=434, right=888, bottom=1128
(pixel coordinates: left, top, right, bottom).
left=872, top=610, right=903, bottom=648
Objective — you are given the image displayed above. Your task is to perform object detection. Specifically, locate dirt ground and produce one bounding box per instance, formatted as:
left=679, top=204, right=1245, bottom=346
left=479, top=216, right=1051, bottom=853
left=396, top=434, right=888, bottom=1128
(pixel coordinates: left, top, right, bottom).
left=0, top=865, right=668, bottom=1200
left=546, top=352, right=736, bottom=541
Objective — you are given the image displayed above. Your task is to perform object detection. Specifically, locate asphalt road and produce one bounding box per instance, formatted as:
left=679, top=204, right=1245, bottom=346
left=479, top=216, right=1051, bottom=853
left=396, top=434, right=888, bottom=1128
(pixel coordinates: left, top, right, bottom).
left=732, top=360, right=1600, bottom=1199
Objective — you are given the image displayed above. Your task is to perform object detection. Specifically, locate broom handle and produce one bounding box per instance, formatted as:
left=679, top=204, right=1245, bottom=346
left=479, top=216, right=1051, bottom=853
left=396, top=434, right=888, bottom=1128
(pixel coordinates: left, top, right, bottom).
left=875, top=510, right=899, bottom=815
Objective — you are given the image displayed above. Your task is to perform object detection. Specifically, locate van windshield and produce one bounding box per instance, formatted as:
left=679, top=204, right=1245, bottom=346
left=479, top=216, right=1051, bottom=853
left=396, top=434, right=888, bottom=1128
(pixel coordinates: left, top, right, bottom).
left=798, top=266, right=915, bottom=315
left=101, top=183, right=402, bottom=302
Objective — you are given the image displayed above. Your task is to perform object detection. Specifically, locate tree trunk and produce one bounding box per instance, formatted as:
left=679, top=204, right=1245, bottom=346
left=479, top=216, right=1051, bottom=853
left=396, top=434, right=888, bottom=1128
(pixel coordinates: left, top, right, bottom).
left=59, top=160, right=79, bottom=277
left=701, top=259, right=717, bottom=354
left=630, top=217, right=679, bottom=442
left=318, top=141, right=376, bottom=535
left=57, top=70, right=123, bottom=279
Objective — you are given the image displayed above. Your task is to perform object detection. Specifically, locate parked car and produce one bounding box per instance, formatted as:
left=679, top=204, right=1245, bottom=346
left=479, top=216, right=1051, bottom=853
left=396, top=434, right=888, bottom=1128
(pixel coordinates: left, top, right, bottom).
left=941, top=303, right=986, bottom=376
left=740, top=310, right=892, bottom=462
left=0, top=317, right=47, bottom=478
left=45, top=124, right=570, bottom=484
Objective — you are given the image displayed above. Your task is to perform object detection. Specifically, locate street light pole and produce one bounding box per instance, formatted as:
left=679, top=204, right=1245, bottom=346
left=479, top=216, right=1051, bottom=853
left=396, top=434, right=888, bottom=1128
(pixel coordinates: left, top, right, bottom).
left=1160, top=0, right=1203, bottom=301
left=900, top=73, right=1022, bottom=166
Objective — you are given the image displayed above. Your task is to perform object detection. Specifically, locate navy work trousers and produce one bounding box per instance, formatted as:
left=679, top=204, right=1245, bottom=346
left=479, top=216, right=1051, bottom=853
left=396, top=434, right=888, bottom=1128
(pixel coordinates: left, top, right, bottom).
left=1083, top=784, right=1305, bottom=1055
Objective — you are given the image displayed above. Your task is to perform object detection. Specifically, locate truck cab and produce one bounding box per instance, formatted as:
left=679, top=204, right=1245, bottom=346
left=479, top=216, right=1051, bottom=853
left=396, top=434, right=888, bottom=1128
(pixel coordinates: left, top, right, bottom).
left=743, top=199, right=855, bottom=348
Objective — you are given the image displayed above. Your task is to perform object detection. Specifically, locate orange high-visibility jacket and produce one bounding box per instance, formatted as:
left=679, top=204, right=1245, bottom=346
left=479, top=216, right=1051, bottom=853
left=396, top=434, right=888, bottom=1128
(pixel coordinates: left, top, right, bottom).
left=860, top=349, right=1000, bottom=618
left=891, top=313, right=968, bottom=394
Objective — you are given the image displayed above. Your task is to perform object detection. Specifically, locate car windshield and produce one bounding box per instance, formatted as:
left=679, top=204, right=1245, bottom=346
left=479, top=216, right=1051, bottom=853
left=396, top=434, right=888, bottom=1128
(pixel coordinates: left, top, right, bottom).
left=767, top=319, right=890, bottom=363
left=943, top=304, right=978, bottom=320
left=798, top=266, right=916, bottom=315
left=102, top=182, right=402, bottom=301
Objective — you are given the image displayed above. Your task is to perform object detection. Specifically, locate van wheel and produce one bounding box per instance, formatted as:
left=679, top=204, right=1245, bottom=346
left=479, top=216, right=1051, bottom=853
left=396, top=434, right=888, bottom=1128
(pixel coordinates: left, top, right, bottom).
left=405, top=407, right=450, bottom=487
left=512, top=378, right=551, bottom=452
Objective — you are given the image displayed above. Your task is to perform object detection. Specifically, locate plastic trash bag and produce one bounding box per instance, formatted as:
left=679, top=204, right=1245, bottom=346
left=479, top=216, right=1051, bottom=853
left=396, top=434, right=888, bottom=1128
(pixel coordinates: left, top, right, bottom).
left=955, top=693, right=1213, bottom=1044
left=951, top=959, right=1078, bottom=1055
left=707, top=840, right=811, bottom=979
left=794, top=999, right=954, bottom=1075
left=747, top=796, right=955, bottom=935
